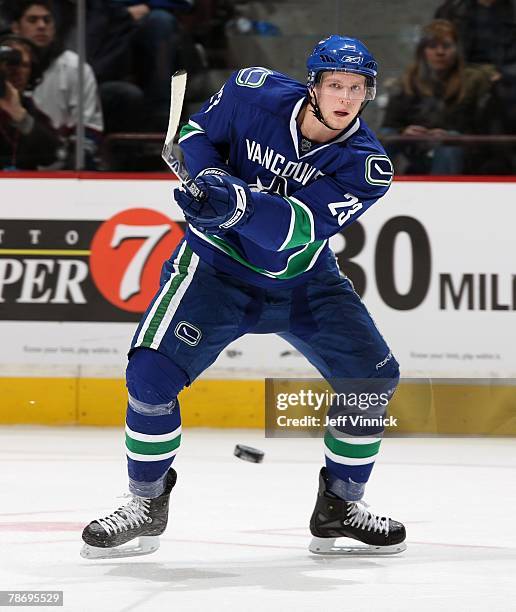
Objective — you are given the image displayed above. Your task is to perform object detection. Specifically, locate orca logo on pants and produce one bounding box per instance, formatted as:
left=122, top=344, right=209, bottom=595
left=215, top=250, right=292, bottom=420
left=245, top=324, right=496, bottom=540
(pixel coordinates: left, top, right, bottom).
left=174, top=321, right=202, bottom=346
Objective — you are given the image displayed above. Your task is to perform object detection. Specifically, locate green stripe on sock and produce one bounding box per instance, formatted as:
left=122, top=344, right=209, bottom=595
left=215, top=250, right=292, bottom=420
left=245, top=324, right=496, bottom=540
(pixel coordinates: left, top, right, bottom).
left=141, top=245, right=193, bottom=347
left=324, top=431, right=381, bottom=459
left=125, top=433, right=181, bottom=456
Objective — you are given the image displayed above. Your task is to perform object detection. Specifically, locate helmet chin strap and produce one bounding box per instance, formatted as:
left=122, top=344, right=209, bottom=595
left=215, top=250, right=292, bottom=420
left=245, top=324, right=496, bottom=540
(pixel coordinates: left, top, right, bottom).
left=307, top=87, right=370, bottom=132
left=308, top=88, right=340, bottom=131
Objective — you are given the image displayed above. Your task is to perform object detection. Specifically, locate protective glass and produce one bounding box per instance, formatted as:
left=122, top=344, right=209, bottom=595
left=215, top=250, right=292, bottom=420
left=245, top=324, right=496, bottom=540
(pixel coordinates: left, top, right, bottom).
left=316, top=71, right=376, bottom=101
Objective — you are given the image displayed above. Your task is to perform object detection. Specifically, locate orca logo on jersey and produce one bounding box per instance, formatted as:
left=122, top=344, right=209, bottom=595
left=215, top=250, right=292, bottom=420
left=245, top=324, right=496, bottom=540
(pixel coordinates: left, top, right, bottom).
left=236, top=67, right=273, bottom=88
left=365, top=155, right=394, bottom=186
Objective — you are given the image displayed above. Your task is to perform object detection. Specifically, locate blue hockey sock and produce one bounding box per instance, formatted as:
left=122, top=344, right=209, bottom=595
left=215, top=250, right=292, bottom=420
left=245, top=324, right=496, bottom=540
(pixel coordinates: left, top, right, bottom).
left=125, top=348, right=188, bottom=497
left=324, top=364, right=400, bottom=501
left=325, top=453, right=377, bottom=502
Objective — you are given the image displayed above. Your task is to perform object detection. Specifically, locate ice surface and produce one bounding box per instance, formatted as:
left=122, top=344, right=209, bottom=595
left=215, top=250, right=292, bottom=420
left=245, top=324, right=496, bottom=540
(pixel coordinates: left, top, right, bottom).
left=0, top=427, right=514, bottom=612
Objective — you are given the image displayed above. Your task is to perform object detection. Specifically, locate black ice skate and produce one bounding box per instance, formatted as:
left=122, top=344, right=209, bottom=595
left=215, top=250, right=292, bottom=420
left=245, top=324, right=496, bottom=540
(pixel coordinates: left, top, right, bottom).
left=309, top=467, right=406, bottom=556
left=81, top=469, right=177, bottom=559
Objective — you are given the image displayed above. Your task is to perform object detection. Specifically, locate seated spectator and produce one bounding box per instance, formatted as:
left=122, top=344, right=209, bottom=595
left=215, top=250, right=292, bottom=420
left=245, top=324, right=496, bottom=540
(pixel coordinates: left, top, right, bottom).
left=82, top=0, right=146, bottom=136
left=435, top=0, right=516, bottom=169
left=380, top=19, right=495, bottom=174
left=52, top=0, right=200, bottom=137
left=8, top=0, right=104, bottom=168
left=0, top=34, right=60, bottom=169
left=97, top=1, right=196, bottom=130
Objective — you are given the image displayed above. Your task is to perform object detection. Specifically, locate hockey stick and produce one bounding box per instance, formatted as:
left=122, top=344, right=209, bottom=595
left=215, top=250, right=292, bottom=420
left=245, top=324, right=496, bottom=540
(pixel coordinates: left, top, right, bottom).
left=161, top=70, right=205, bottom=200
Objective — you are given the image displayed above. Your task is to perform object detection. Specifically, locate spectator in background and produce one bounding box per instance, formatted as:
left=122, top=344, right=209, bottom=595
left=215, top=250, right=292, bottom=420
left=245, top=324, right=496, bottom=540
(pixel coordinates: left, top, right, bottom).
left=82, top=0, right=146, bottom=137
left=0, top=34, right=60, bottom=169
left=8, top=0, right=103, bottom=168
left=435, top=0, right=516, bottom=69
left=101, top=0, right=196, bottom=130
left=435, top=0, right=516, bottom=169
left=380, top=19, right=495, bottom=174
left=51, top=0, right=199, bottom=134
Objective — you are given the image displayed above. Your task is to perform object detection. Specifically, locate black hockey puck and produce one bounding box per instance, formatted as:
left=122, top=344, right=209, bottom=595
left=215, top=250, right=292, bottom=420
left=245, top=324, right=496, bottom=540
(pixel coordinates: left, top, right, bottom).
left=234, top=444, right=264, bottom=463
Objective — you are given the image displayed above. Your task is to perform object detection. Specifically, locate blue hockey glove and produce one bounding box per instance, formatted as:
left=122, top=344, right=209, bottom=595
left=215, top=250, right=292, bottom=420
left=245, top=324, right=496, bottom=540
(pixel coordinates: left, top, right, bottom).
left=174, top=174, right=253, bottom=231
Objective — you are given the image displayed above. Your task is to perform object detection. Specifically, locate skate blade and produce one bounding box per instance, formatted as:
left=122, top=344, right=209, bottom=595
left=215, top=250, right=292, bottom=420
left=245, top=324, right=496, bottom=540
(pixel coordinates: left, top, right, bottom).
left=309, top=536, right=407, bottom=556
left=80, top=536, right=160, bottom=560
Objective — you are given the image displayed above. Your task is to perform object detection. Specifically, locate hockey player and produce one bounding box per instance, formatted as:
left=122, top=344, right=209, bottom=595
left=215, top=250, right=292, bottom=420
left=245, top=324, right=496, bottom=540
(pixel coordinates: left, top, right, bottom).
left=82, top=35, right=406, bottom=558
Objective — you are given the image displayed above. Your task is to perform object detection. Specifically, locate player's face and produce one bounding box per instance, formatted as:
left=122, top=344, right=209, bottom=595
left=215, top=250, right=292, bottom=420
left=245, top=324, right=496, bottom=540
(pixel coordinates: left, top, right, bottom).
left=315, top=72, right=366, bottom=130
left=423, top=35, right=457, bottom=72
left=12, top=5, right=56, bottom=48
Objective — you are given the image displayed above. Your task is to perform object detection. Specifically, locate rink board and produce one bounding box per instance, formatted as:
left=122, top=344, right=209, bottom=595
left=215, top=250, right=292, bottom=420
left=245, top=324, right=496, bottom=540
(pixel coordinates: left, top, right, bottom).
left=0, top=376, right=514, bottom=435
left=0, top=173, right=515, bottom=433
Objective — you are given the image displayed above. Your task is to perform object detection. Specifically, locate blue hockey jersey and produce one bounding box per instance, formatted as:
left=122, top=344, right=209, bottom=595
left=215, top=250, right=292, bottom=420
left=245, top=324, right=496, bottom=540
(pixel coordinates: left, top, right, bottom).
left=178, top=67, right=394, bottom=288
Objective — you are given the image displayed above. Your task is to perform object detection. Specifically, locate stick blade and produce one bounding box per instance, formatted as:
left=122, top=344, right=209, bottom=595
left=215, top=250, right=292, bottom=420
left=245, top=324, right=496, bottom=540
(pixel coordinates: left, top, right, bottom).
left=164, top=69, right=187, bottom=149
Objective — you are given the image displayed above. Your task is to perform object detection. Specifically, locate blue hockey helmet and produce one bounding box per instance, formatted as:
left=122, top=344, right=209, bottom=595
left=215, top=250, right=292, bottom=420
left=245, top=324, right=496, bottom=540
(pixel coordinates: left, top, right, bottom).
left=307, top=35, right=377, bottom=100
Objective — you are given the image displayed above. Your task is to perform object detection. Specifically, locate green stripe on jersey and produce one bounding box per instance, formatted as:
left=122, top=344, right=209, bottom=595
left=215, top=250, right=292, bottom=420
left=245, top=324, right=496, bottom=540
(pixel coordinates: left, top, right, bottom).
left=179, top=122, right=204, bottom=140
left=141, top=245, right=193, bottom=347
left=324, top=431, right=381, bottom=459
left=199, top=231, right=325, bottom=280
left=125, top=433, right=181, bottom=456
left=280, top=197, right=314, bottom=250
